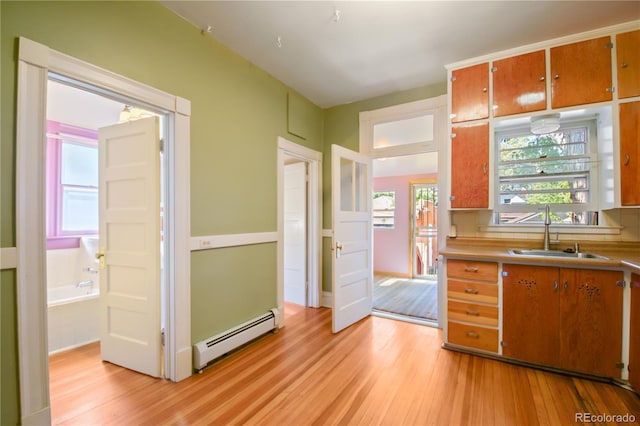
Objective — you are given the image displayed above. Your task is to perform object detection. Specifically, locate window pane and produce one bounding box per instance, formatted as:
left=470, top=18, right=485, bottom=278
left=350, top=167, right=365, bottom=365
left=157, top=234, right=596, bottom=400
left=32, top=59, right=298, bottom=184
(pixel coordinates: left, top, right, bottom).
left=61, top=187, right=98, bottom=232
left=61, top=141, right=98, bottom=187
left=373, top=191, right=395, bottom=228
left=340, top=158, right=353, bottom=211
left=373, top=114, right=434, bottom=149
left=354, top=162, right=368, bottom=212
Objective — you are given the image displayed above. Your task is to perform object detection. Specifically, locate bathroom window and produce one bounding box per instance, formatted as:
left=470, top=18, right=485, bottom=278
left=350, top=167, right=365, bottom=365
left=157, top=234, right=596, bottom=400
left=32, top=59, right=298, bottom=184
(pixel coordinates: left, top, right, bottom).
left=494, top=118, right=597, bottom=225
left=47, top=121, right=99, bottom=249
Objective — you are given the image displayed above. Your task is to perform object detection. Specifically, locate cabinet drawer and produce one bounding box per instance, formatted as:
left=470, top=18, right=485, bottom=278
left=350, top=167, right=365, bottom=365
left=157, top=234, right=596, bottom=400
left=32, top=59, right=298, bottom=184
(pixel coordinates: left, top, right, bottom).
left=448, top=301, right=498, bottom=326
left=447, top=259, right=498, bottom=282
left=448, top=321, right=498, bottom=353
left=447, top=279, right=498, bottom=304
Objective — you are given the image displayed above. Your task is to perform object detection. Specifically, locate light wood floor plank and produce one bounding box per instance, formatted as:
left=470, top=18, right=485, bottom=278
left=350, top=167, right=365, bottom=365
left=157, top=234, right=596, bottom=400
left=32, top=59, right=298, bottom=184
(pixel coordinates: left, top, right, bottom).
left=49, top=304, right=640, bottom=425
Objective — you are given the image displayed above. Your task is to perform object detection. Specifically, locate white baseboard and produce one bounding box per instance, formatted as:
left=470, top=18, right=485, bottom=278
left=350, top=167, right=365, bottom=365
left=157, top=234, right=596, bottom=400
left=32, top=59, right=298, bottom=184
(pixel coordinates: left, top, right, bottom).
left=321, top=291, right=332, bottom=308
left=21, top=406, right=50, bottom=426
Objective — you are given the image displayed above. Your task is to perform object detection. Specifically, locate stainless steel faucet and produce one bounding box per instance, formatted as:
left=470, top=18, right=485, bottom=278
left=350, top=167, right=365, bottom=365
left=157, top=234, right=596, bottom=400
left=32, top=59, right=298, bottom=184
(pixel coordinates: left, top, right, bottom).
left=543, top=204, right=551, bottom=250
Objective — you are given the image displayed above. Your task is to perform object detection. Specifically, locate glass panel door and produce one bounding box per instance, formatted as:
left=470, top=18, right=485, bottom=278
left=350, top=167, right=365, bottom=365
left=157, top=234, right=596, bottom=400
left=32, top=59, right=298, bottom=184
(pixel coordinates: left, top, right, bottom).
left=412, top=183, right=438, bottom=279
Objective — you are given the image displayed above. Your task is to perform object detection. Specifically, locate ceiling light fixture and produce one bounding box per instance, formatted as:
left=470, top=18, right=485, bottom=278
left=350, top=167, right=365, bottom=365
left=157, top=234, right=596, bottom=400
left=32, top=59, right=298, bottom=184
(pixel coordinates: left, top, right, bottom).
left=276, top=36, right=282, bottom=48
left=530, top=113, right=561, bottom=135
left=333, top=9, right=341, bottom=22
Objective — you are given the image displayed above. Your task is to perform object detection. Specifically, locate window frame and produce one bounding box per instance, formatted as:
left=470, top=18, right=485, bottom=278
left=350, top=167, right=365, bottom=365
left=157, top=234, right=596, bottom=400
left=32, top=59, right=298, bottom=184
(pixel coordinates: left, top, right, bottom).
left=493, top=117, right=599, bottom=225
left=46, top=120, right=99, bottom=249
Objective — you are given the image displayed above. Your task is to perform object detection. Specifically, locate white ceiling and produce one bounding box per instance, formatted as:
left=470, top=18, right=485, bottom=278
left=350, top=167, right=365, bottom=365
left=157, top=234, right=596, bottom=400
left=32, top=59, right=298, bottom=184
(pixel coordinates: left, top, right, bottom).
left=161, top=1, right=640, bottom=108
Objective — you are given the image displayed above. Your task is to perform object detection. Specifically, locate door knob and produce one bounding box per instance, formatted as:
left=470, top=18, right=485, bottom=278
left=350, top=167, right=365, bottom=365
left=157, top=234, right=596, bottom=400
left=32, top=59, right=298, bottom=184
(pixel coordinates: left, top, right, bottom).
left=95, top=249, right=105, bottom=269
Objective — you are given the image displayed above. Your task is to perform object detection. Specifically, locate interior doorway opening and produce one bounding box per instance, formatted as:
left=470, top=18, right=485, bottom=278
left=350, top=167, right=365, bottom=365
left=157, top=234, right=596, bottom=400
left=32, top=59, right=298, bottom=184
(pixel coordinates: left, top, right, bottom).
left=276, top=137, right=323, bottom=324
left=45, top=75, right=169, bottom=414
left=372, top=154, right=439, bottom=326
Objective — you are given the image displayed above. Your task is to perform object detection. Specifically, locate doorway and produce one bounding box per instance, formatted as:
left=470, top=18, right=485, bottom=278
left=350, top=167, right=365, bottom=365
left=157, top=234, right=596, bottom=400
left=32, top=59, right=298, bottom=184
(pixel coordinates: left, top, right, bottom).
left=45, top=79, right=165, bottom=362
left=277, top=137, right=322, bottom=320
left=283, top=158, right=307, bottom=306
left=371, top=153, right=440, bottom=325
left=16, top=37, right=192, bottom=425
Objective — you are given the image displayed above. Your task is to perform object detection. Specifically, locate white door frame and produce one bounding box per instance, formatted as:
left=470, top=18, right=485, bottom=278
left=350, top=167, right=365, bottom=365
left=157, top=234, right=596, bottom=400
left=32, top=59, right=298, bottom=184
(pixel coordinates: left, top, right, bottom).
left=16, top=37, right=192, bottom=425
left=359, top=95, right=448, bottom=327
left=277, top=137, right=322, bottom=313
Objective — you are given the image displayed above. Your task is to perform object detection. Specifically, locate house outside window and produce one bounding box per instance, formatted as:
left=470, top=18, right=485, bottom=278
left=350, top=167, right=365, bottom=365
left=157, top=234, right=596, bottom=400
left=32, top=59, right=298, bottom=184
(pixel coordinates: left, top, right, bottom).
left=494, top=119, right=598, bottom=225
left=373, top=191, right=396, bottom=228
left=47, top=121, right=99, bottom=249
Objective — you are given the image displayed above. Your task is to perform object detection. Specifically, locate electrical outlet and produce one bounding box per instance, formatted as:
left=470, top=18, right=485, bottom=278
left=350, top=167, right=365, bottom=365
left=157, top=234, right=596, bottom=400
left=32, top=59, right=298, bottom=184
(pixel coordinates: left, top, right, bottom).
left=199, top=238, right=213, bottom=249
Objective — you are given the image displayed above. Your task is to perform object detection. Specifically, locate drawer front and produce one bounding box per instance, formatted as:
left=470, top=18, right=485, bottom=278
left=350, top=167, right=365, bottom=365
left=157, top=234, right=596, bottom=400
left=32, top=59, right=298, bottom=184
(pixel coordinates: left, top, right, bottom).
left=447, top=279, right=498, bottom=304
left=448, top=300, right=498, bottom=326
left=447, top=259, right=498, bottom=282
left=448, top=321, right=498, bottom=353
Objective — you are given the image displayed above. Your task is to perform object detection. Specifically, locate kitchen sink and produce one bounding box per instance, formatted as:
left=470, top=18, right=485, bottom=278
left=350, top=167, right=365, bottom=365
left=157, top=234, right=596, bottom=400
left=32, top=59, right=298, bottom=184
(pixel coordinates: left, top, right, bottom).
left=508, top=249, right=609, bottom=260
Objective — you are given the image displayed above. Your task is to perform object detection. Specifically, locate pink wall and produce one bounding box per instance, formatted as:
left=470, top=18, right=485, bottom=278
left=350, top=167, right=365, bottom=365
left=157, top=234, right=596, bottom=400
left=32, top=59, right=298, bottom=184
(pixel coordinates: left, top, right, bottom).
left=374, top=173, right=436, bottom=276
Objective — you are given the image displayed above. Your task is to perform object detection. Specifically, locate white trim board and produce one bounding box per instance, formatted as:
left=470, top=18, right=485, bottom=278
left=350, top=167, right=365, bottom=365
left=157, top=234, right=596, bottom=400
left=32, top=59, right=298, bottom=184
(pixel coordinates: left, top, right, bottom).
left=190, top=232, right=278, bottom=251
left=0, top=247, right=17, bottom=270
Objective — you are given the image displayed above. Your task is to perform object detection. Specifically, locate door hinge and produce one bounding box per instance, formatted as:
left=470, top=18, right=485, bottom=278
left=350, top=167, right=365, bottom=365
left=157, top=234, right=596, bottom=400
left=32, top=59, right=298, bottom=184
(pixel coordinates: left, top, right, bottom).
left=616, top=280, right=626, bottom=288
left=502, top=271, right=509, bottom=277
left=605, top=42, right=614, bottom=49
left=616, top=361, right=625, bottom=369
left=159, top=138, right=164, bottom=153
left=450, top=76, right=457, bottom=82
left=500, top=341, right=508, bottom=347
left=491, top=66, right=498, bottom=73
left=161, top=328, right=166, bottom=346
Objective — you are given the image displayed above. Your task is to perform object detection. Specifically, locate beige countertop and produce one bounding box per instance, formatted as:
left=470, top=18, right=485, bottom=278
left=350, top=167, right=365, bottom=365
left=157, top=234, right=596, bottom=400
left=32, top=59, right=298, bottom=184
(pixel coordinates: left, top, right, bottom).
left=440, top=238, right=640, bottom=275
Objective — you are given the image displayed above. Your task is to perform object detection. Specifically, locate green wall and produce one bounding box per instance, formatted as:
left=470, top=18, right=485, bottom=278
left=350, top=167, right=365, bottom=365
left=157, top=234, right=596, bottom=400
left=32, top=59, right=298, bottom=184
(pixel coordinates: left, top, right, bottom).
left=0, top=1, right=323, bottom=423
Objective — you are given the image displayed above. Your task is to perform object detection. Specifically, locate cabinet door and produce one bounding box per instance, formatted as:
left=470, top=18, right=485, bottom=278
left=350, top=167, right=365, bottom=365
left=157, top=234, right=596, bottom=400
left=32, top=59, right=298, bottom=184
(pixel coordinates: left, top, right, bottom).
left=502, top=264, right=559, bottom=366
left=630, top=273, right=640, bottom=391
left=559, top=269, right=623, bottom=378
left=550, top=36, right=613, bottom=108
left=617, top=30, right=640, bottom=99
left=451, top=63, right=489, bottom=123
left=450, top=123, right=489, bottom=208
left=492, top=50, right=546, bottom=117
left=620, top=101, right=640, bottom=206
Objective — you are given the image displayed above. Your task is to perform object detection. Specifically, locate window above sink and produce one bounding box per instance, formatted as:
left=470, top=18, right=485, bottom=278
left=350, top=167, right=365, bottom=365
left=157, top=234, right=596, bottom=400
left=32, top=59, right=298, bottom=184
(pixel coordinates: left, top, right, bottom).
left=493, top=106, right=612, bottom=227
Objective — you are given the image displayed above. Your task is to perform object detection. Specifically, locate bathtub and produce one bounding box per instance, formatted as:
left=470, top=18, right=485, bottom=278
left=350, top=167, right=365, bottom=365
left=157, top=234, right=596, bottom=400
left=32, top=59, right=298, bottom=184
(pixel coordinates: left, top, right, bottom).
left=47, top=284, right=100, bottom=354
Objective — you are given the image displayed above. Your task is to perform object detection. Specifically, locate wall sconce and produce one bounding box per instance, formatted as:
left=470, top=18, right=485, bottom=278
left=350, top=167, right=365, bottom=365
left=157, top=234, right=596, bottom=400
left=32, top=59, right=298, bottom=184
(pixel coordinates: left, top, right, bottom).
left=530, top=113, right=561, bottom=135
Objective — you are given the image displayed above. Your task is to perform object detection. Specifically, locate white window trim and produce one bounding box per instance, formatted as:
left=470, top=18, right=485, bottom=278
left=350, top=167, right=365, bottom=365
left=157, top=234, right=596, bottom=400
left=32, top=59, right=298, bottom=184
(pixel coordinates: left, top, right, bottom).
left=359, top=96, right=447, bottom=159
left=16, top=37, right=192, bottom=425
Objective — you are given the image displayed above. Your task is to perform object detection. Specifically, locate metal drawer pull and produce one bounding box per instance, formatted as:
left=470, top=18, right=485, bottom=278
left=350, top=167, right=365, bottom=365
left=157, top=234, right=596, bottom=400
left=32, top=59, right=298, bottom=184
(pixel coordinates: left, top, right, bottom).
left=465, top=310, right=480, bottom=316
left=625, top=153, right=630, bottom=166
left=464, top=288, right=479, bottom=294
left=466, top=331, right=480, bottom=338
left=464, top=267, right=479, bottom=272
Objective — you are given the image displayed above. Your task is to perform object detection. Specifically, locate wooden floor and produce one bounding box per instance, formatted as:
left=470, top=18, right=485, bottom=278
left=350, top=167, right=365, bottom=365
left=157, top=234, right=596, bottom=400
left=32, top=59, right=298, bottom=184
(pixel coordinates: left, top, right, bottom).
left=50, top=304, right=640, bottom=425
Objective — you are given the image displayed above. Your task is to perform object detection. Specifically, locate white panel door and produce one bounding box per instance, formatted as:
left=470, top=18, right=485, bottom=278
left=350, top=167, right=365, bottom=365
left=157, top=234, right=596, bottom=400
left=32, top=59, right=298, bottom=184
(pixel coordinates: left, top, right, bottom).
left=331, top=144, right=373, bottom=333
left=98, top=116, right=161, bottom=377
left=284, top=161, right=307, bottom=306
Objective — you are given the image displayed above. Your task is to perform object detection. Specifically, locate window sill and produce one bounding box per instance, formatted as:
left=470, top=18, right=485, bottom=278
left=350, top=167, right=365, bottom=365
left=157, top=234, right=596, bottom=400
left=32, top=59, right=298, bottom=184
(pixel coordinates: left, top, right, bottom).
left=479, top=224, right=622, bottom=235
left=47, top=235, right=97, bottom=250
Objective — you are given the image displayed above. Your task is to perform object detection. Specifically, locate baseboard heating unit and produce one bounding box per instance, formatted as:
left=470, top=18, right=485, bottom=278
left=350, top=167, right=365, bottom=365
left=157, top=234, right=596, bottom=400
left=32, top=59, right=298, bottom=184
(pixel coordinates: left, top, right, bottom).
left=193, top=308, right=279, bottom=372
